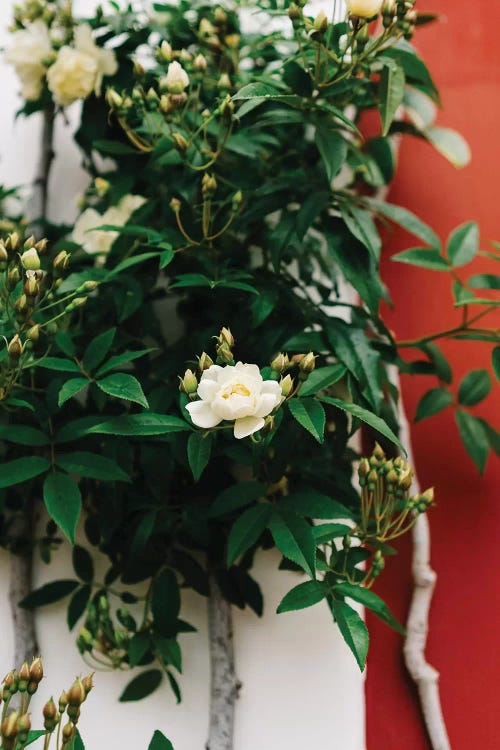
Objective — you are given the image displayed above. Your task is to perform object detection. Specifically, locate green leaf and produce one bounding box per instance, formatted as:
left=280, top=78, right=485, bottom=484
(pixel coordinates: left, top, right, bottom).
left=58, top=378, right=89, bottom=407
left=43, top=472, right=82, bottom=544
left=278, top=491, right=353, bottom=520
left=467, top=273, right=500, bottom=290
left=340, top=203, right=381, bottom=262
left=107, top=252, right=162, bottom=278
left=493, top=346, right=500, bottom=383
left=36, top=357, right=81, bottom=372
left=209, top=481, right=265, bottom=518
left=312, top=523, right=353, bottom=543
left=93, top=139, right=139, bottom=155
left=97, top=373, right=149, bottom=409
left=455, top=410, right=489, bottom=473
left=56, top=451, right=130, bottom=482
left=20, top=580, right=79, bottom=608
left=315, top=128, right=348, bottom=183
left=288, top=398, right=326, bottom=444
left=421, top=342, right=452, bottom=384
left=67, top=585, right=91, bottom=630
left=277, top=580, right=328, bottom=613
left=392, top=247, right=449, bottom=270
left=334, top=582, right=405, bottom=634
left=378, top=62, right=405, bottom=136
left=88, top=414, right=189, bottom=436
left=233, top=82, right=300, bottom=107
left=319, top=396, right=405, bottom=453
left=332, top=600, right=369, bottom=671
left=447, top=222, right=479, bottom=266
left=458, top=369, right=492, bottom=406
left=25, top=730, right=48, bottom=747
left=148, top=730, right=174, bottom=750
left=299, top=364, right=347, bottom=397
left=152, top=569, right=180, bottom=637
left=83, top=329, right=116, bottom=372
left=227, top=504, right=272, bottom=566
left=0, top=424, right=49, bottom=446
left=269, top=510, right=316, bottom=576
left=128, top=632, right=151, bottom=668
left=119, top=670, right=163, bottom=702
left=327, top=320, right=382, bottom=412
left=369, top=199, right=440, bottom=249
left=159, top=247, right=175, bottom=269
left=95, top=348, right=154, bottom=377
left=72, top=545, right=94, bottom=582
left=0, top=456, right=50, bottom=488
left=187, top=431, right=212, bottom=481
left=426, top=126, right=471, bottom=168
left=414, top=388, right=453, bottom=422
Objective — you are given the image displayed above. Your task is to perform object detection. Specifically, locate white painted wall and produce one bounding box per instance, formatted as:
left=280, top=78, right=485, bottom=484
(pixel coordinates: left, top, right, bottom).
left=0, top=2, right=365, bottom=748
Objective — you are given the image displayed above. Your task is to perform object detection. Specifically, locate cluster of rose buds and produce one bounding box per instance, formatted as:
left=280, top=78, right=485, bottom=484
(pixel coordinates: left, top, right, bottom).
left=381, top=0, right=418, bottom=39
left=356, top=442, right=434, bottom=550
left=76, top=594, right=131, bottom=670
left=11, top=0, right=73, bottom=35
left=270, top=350, right=316, bottom=397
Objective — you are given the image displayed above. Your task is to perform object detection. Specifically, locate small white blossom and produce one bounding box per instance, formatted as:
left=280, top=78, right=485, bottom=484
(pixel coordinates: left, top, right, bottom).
left=185, top=362, right=283, bottom=439
left=163, top=61, right=189, bottom=94
left=72, top=195, right=147, bottom=256
left=5, top=19, right=52, bottom=101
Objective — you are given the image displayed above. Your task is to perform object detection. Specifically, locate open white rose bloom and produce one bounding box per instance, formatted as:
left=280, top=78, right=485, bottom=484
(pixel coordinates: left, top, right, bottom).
left=5, top=19, right=52, bottom=101
left=73, top=194, right=147, bottom=255
left=186, top=363, right=283, bottom=439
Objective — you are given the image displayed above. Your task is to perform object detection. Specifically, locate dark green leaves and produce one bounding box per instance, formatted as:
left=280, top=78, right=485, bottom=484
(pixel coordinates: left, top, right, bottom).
left=56, top=451, right=130, bottom=482
left=447, top=222, right=479, bottom=266
left=88, top=414, right=189, bottom=436
left=152, top=569, right=180, bottom=637
left=319, top=396, right=405, bottom=453
left=458, top=370, right=492, bottom=406
left=96, top=373, right=149, bottom=409
left=369, top=200, right=440, bottom=249
left=327, top=320, right=382, bottom=412
left=288, top=398, right=325, bottom=443
left=58, top=378, right=89, bottom=407
left=72, top=546, right=94, bottom=582
left=0, top=425, right=49, bottom=446
left=83, top=328, right=116, bottom=372
left=334, top=582, right=404, bottom=634
left=0, top=456, right=50, bottom=488
left=277, top=580, right=328, bottom=613
left=332, top=600, right=369, bottom=671
left=148, top=731, right=175, bottom=750
left=455, top=410, right=490, bottom=473
left=493, top=347, right=500, bottom=382
left=378, top=61, right=405, bottom=136
left=43, top=472, right=82, bottom=544
left=20, top=580, right=79, bottom=609
left=187, top=432, right=213, bottom=481
left=209, top=481, right=264, bottom=518
left=226, top=504, right=272, bottom=566
left=315, top=128, right=347, bottom=183
left=299, top=364, right=346, bottom=397
left=278, top=491, right=353, bottom=520
left=269, top=510, right=316, bottom=576
left=119, top=670, right=163, bottom=702
left=392, top=247, right=449, bottom=270
left=414, top=388, right=453, bottom=422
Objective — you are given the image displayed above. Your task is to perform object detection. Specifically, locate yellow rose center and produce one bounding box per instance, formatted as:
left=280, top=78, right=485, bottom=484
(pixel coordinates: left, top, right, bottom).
left=222, top=383, right=251, bottom=399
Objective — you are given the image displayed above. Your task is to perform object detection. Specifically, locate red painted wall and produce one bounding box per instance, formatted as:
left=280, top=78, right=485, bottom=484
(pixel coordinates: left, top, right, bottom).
left=366, top=2, right=500, bottom=748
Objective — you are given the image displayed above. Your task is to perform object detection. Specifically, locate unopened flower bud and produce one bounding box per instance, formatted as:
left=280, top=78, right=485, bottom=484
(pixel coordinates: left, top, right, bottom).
left=43, top=698, right=57, bottom=732
left=3, top=672, right=17, bottom=697
left=202, top=173, right=217, bottom=197
left=29, top=657, right=43, bottom=685
left=23, top=235, right=36, bottom=249
left=313, top=10, right=328, bottom=33
left=216, top=342, right=233, bottom=364
left=66, top=297, right=87, bottom=312
left=0, top=242, right=8, bottom=266
left=2, top=711, right=19, bottom=741
left=279, top=374, right=294, bottom=397
left=106, top=88, right=123, bottom=109
left=421, top=487, right=434, bottom=506
left=358, top=457, right=370, bottom=485
left=81, top=280, right=99, bottom=292
left=24, top=275, right=39, bottom=298
left=217, top=73, right=231, bottom=90
left=199, top=18, right=216, bottom=38
left=5, top=232, right=20, bottom=253
left=197, top=352, right=214, bottom=372
left=53, top=250, right=70, bottom=274
left=7, top=267, right=20, bottom=290
left=8, top=335, right=23, bottom=362
left=81, top=673, right=94, bottom=697
left=179, top=369, right=198, bottom=396
left=219, top=327, right=234, bottom=348
left=67, top=679, right=85, bottom=708
left=94, top=177, right=110, bottom=196
left=231, top=191, right=243, bottom=211
left=159, top=94, right=171, bottom=114
left=17, top=663, right=30, bottom=693
left=193, top=53, right=207, bottom=72
left=299, top=352, right=316, bottom=373
left=172, top=132, right=189, bottom=153
left=58, top=691, right=68, bottom=713
left=62, top=723, right=74, bottom=745
left=170, top=197, right=181, bottom=213
left=158, top=40, right=173, bottom=61
left=35, top=238, right=48, bottom=253
left=17, top=713, right=31, bottom=742
left=163, top=61, right=189, bottom=94
left=271, top=352, right=290, bottom=373
left=20, top=248, right=40, bottom=271
left=214, top=7, right=228, bottom=24
left=67, top=705, right=80, bottom=723
left=133, top=60, right=145, bottom=77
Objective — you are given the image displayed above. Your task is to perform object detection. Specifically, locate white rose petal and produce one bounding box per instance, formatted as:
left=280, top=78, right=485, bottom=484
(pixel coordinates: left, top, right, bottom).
left=345, top=0, right=384, bottom=18
left=72, top=194, right=147, bottom=257
left=163, top=60, right=190, bottom=94
left=185, top=362, right=283, bottom=439
left=5, top=20, right=52, bottom=101
left=73, top=24, right=118, bottom=96
left=47, top=46, right=97, bottom=106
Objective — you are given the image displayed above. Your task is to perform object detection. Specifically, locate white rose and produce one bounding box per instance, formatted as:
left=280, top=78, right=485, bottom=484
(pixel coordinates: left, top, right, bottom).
left=163, top=61, right=190, bottom=94
left=72, top=24, right=118, bottom=97
left=185, top=362, right=283, bottom=439
left=5, top=19, right=52, bottom=101
left=345, top=0, right=384, bottom=18
left=118, top=194, right=147, bottom=216
left=73, top=195, right=147, bottom=255
left=47, top=46, right=97, bottom=106
left=47, top=24, right=117, bottom=106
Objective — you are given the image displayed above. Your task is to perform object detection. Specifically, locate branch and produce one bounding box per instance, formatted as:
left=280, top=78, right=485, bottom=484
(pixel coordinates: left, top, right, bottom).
left=206, top=570, right=240, bottom=750
left=389, top=366, right=451, bottom=750
left=28, top=106, right=55, bottom=234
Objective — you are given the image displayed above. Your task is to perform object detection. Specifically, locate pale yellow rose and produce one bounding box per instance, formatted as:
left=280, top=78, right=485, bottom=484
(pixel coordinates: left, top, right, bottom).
left=5, top=19, right=52, bottom=101
left=72, top=24, right=118, bottom=97
left=73, top=195, right=147, bottom=256
left=345, top=0, right=384, bottom=18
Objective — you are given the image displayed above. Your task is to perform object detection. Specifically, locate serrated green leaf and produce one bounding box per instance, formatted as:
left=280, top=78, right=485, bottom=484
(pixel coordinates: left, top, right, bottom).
left=340, top=203, right=382, bottom=262
left=332, top=600, right=369, bottom=671
left=269, top=510, right=316, bottom=576
left=43, top=472, right=82, bottom=544
left=56, top=451, right=130, bottom=482
left=455, top=410, right=489, bottom=473
left=0, top=456, right=50, bottom=488
left=20, top=579, right=79, bottom=608
left=313, top=523, right=353, bottom=543
left=277, top=580, right=328, bottom=613
left=88, top=414, right=189, bottom=436
left=369, top=199, right=440, bottom=249
left=392, top=247, right=449, bottom=270
left=187, top=431, right=212, bottom=481
left=288, top=398, right=326, bottom=443
left=83, top=328, right=116, bottom=372
left=209, top=481, right=265, bottom=518
left=278, top=491, right=353, bottom=520
left=0, top=424, right=49, bottom=446
left=227, top=504, right=272, bottom=566
left=414, top=388, right=453, bottom=422
left=315, top=128, right=348, bottom=183
left=119, top=670, right=163, bottom=702
left=107, top=252, right=161, bottom=278
left=36, top=357, right=81, bottom=372
left=447, top=221, right=479, bottom=266
left=327, top=320, right=382, bottom=412
left=458, top=369, right=492, bottom=406
left=319, top=396, right=405, bottom=453
left=58, top=378, right=89, bottom=407
left=379, top=62, right=405, bottom=136
left=97, top=373, right=149, bottom=409
left=299, top=364, right=347, bottom=397
left=95, top=348, right=154, bottom=377
left=334, top=582, right=405, bottom=634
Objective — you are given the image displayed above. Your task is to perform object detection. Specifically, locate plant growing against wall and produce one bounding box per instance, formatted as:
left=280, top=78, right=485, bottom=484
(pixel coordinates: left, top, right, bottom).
left=1, top=1, right=498, bottom=749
